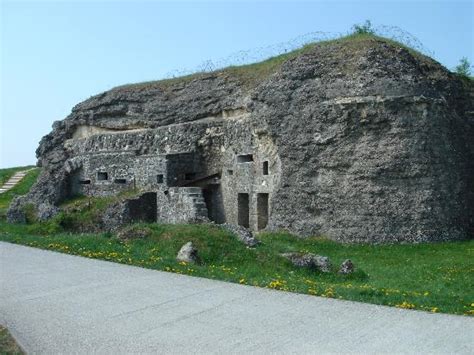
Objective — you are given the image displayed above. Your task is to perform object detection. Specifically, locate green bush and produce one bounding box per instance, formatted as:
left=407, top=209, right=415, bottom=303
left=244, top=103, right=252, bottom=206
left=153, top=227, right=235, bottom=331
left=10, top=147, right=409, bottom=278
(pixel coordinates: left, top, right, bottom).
left=454, top=57, right=472, bottom=78
left=352, top=20, right=375, bottom=35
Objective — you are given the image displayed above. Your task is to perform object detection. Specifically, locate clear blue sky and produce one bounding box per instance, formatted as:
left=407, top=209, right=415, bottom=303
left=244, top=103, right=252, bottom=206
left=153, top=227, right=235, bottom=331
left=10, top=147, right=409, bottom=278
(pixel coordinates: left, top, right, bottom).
left=1, top=0, right=473, bottom=168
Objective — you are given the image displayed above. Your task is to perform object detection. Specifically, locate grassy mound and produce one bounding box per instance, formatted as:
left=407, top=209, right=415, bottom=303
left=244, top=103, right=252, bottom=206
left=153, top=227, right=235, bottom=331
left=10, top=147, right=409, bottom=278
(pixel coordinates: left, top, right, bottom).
left=114, top=33, right=438, bottom=92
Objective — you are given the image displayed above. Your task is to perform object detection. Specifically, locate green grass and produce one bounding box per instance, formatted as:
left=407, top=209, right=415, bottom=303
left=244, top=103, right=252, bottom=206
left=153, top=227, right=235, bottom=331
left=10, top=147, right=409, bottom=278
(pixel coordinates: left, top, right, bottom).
left=0, top=166, right=34, bottom=187
left=0, top=221, right=472, bottom=316
left=0, top=168, right=40, bottom=221
left=0, top=325, right=24, bottom=355
left=113, top=33, right=435, bottom=91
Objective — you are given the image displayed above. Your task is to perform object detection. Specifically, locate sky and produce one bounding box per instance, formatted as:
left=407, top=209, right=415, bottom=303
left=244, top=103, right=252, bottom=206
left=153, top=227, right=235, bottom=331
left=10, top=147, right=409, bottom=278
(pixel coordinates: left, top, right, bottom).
left=1, top=0, right=473, bottom=168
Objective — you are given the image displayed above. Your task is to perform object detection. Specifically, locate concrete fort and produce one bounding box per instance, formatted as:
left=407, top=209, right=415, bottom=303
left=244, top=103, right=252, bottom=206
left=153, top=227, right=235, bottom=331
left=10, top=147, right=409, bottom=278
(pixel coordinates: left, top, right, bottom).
left=8, top=36, right=474, bottom=243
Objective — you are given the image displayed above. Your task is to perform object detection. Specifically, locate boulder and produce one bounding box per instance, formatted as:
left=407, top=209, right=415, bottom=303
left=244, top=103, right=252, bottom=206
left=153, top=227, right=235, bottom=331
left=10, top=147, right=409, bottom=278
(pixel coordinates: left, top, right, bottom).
left=37, top=202, right=60, bottom=221
left=339, top=259, right=355, bottom=274
left=281, top=252, right=331, bottom=273
left=116, top=225, right=153, bottom=241
left=221, top=223, right=260, bottom=247
left=312, top=255, right=331, bottom=273
left=176, top=242, right=199, bottom=264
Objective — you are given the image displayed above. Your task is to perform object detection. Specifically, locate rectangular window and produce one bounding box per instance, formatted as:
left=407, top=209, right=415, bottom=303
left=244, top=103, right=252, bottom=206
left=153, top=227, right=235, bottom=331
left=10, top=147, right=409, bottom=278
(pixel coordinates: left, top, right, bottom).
left=157, top=174, right=164, bottom=184
left=227, top=169, right=234, bottom=176
left=114, top=178, right=127, bottom=184
left=238, top=193, right=250, bottom=228
left=79, top=180, right=91, bottom=185
left=97, top=172, right=108, bottom=181
left=262, top=161, right=269, bottom=175
left=237, top=154, right=254, bottom=163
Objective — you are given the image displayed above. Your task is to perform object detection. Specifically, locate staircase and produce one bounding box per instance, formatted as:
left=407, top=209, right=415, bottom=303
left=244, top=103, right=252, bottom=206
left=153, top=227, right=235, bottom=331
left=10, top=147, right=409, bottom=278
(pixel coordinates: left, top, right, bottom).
left=0, top=169, right=33, bottom=194
left=182, top=187, right=209, bottom=219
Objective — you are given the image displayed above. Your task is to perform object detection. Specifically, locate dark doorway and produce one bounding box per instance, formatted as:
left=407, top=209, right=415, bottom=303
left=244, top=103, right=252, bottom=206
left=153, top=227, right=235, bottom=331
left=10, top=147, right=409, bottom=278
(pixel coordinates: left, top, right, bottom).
left=203, top=185, right=225, bottom=224
left=128, top=192, right=157, bottom=223
left=238, top=193, right=250, bottom=228
left=257, top=193, right=269, bottom=230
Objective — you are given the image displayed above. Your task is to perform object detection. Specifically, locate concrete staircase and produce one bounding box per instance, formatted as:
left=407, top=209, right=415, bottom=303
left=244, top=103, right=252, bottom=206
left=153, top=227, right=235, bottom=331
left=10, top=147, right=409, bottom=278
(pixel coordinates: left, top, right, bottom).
left=0, top=169, right=33, bottom=194
left=182, top=187, right=209, bottom=219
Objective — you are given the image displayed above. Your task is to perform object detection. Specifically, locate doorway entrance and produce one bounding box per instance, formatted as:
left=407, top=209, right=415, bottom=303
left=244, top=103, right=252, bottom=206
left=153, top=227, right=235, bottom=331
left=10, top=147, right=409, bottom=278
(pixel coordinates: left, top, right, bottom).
left=238, top=193, right=250, bottom=228
left=257, top=193, right=269, bottom=230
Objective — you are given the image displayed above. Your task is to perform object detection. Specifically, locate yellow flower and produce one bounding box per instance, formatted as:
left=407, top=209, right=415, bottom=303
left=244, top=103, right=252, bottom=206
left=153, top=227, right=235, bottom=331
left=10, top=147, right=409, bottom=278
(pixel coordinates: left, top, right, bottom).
left=395, top=301, right=416, bottom=309
left=239, top=279, right=246, bottom=284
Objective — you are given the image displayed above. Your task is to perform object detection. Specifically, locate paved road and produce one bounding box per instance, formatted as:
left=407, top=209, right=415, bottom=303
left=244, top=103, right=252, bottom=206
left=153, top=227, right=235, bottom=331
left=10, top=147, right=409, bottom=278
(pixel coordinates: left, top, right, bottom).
left=1, top=242, right=473, bottom=354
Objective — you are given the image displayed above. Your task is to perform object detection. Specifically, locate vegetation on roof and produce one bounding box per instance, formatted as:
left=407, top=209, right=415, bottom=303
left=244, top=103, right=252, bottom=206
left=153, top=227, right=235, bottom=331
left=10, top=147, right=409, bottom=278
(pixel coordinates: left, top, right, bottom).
left=113, top=31, right=436, bottom=92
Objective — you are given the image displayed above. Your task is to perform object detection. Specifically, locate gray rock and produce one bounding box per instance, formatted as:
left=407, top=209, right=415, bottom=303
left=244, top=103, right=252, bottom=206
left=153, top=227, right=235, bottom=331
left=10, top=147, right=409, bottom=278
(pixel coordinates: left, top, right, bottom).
left=221, top=224, right=260, bottom=247
left=281, top=252, right=331, bottom=273
left=37, top=203, right=60, bottom=221
left=116, top=225, right=153, bottom=241
left=312, top=255, right=331, bottom=273
left=176, top=242, right=199, bottom=264
left=6, top=197, right=26, bottom=224
left=339, top=259, right=355, bottom=274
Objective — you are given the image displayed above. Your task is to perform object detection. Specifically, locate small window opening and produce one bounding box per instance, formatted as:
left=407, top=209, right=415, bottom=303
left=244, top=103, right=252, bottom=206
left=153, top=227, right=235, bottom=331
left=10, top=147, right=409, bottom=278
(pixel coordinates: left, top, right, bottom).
left=227, top=169, right=234, bottom=176
left=237, top=154, right=254, bottom=163
left=97, top=172, right=108, bottom=181
left=262, top=161, right=269, bottom=175
left=114, top=178, right=127, bottom=184
left=157, top=174, right=164, bottom=184
left=79, top=180, right=91, bottom=185
left=184, top=173, right=196, bottom=180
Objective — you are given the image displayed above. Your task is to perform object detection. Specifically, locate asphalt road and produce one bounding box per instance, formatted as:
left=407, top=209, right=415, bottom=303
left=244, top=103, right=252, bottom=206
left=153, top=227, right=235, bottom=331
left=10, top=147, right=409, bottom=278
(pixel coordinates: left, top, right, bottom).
left=1, top=241, right=473, bottom=354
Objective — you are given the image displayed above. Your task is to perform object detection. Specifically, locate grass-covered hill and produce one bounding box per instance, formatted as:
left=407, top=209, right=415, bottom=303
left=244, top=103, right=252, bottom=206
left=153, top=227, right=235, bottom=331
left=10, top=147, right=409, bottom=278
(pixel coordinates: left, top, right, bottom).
left=111, top=33, right=443, bottom=92
left=0, top=166, right=472, bottom=316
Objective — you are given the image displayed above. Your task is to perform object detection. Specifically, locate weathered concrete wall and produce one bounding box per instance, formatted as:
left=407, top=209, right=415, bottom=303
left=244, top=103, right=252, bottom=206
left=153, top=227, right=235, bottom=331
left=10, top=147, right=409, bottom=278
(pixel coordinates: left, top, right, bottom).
left=9, top=37, right=473, bottom=243
left=156, top=187, right=208, bottom=224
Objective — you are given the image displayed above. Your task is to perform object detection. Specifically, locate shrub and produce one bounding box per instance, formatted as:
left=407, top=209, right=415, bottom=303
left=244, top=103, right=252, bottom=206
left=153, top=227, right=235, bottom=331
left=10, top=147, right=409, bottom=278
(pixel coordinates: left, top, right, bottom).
left=454, top=57, right=472, bottom=78
left=352, top=20, right=375, bottom=35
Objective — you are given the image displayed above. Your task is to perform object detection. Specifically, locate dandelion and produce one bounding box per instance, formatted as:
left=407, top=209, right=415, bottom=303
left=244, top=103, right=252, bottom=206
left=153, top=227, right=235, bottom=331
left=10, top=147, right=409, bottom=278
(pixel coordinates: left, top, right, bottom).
left=268, top=279, right=285, bottom=289
left=395, top=301, right=416, bottom=309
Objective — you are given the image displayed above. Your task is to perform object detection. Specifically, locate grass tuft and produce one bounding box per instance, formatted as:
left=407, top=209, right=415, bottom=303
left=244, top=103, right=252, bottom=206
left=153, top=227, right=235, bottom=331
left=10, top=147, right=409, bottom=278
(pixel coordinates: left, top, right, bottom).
left=0, top=325, right=24, bottom=355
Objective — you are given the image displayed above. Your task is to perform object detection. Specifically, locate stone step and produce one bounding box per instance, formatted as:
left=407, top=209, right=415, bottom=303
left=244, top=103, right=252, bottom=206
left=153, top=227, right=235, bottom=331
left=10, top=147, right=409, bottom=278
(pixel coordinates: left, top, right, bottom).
left=187, top=193, right=202, bottom=198
left=182, top=187, right=202, bottom=194
left=0, top=169, right=33, bottom=194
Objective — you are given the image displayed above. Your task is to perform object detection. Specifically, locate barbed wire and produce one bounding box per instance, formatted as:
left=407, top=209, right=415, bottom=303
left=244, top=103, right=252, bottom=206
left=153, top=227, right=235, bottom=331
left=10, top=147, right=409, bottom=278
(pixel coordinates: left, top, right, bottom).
left=164, top=25, right=434, bottom=79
